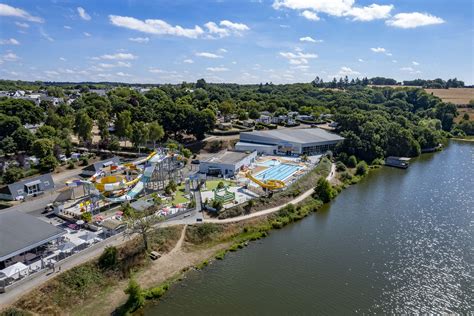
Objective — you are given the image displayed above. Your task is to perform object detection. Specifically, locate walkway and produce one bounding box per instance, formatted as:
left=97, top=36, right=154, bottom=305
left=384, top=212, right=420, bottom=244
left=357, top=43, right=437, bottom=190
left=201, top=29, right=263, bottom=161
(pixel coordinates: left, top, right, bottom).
left=206, top=163, right=336, bottom=223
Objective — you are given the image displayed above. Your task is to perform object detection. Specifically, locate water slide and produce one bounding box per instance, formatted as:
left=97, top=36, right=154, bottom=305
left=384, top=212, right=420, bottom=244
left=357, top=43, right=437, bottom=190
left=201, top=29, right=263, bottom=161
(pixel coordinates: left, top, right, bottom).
left=66, top=151, right=169, bottom=203
left=245, top=171, right=285, bottom=191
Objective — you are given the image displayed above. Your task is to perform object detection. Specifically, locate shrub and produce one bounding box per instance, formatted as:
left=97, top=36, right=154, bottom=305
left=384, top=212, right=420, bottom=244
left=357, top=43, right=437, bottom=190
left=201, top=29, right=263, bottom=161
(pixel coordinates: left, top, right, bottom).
left=216, top=181, right=225, bottom=189
left=144, top=284, right=169, bottom=299
left=3, top=167, right=24, bottom=184
left=124, top=278, right=144, bottom=312
left=371, top=158, right=384, bottom=166
left=340, top=171, right=353, bottom=182
left=80, top=157, right=89, bottom=166
left=211, top=199, right=223, bottom=211
left=347, top=155, right=357, bottom=168
left=313, top=177, right=335, bottom=203
left=98, top=246, right=118, bottom=270
left=67, top=161, right=75, bottom=169
left=181, top=148, right=192, bottom=159
left=335, top=161, right=347, bottom=172
left=81, top=212, right=92, bottom=223
left=39, top=155, right=58, bottom=172
left=355, top=161, right=369, bottom=176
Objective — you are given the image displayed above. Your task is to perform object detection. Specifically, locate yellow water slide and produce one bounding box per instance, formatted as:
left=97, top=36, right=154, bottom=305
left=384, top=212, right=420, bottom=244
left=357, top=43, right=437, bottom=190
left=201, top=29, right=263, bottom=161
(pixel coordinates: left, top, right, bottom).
left=245, top=171, right=285, bottom=191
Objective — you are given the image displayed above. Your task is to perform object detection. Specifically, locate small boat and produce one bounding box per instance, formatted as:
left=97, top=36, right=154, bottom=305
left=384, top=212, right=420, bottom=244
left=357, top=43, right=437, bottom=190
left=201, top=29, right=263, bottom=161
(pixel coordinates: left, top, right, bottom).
left=385, top=156, right=410, bottom=169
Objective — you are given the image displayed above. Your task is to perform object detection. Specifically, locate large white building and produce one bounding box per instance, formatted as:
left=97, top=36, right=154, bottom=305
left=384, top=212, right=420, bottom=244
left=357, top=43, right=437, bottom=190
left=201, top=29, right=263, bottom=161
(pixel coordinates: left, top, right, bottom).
left=236, top=128, right=344, bottom=155
left=199, top=150, right=257, bottom=177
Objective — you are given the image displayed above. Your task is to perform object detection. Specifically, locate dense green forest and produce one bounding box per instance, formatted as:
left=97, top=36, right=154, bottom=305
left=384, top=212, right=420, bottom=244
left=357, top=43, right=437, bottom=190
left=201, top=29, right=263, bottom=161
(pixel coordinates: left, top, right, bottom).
left=0, top=79, right=472, bottom=177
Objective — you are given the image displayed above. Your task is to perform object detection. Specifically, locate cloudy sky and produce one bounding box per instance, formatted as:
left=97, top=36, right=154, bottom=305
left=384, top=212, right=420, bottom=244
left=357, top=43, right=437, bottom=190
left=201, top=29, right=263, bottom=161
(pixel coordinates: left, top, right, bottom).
left=0, top=0, right=472, bottom=84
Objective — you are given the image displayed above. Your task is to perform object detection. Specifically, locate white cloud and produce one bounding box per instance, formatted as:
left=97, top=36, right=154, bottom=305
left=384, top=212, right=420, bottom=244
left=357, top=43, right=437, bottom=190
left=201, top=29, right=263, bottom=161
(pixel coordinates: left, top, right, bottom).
left=44, top=70, right=59, bottom=76
left=218, top=48, right=228, bottom=53
left=220, top=20, right=249, bottom=31
left=128, top=37, right=149, bottom=43
left=400, top=66, right=421, bottom=74
left=280, top=51, right=318, bottom=65
left=83, top=32, right=91, bottom=37
left=392, top=60, right=397, bottom=63
left=400, top=67, right=414, bottom=71
left=0, top=38, right=20, bottom=45
left=344, top=4, right=393, bottom=21
left=337, top=66, right=360, bottom=76
left=205, top=21, right=249, bottom=38
left=204, top=22, right=229, bottom=38
left=99, top=53, right=137, bottom=60
left=273, top=0, right=353, bottom=16
left=386, top=52, right=392, bottom=56
left=386, top=12, right=444, bottom=29
left=412, top=61, right=419, bottom=66
left=299, top=36, right=323, bottom=43
left=98, top=61, right=131, bottom=68
left=77, top=7, right=91, bottom=21
left=301, top=10, right=320, bottom=21
left=39, top=28, right=54, bottom=42
left=15, top=22, right=29, bottom=28
left=371, top=47, right=386, bottom=53
left=0, top=3, right=43, bottom=23
left=195, top=52, right=223, bottom=58
left=64, top=25, right=72, bottom=30
left=207, top=67, right=229, bottom=72
left=59, top=57, right=66, bottom=61
left=2, top=52, right=19, bottom=61
left=116, top=72, right=130, bottom=77
left=358, top=58, right=364, bottom=62
left=183, top=59, right=194, bottom=64
left=109, top=15, right=204, bottom=39
left=148, top=68, right=164, bottom=73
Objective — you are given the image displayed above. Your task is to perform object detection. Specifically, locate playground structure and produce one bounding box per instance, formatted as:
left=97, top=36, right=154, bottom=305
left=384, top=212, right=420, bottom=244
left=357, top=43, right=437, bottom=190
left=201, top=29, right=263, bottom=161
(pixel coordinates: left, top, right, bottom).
left=213, top=185, right=236, bottom=204
left=65, top=150, right=185, bottom=212
left=245, top=171, right=286, bottom=191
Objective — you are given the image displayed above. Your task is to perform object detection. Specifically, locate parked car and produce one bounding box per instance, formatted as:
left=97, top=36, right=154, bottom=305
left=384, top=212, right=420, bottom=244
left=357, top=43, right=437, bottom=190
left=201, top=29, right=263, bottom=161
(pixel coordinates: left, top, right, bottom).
left=149, top=251, right=161, bottom=260
left=43, top=203, right=54, bottom=213
left=191, top=159, right=200, bottom=164
left=59, top=154, right=69, bottom=162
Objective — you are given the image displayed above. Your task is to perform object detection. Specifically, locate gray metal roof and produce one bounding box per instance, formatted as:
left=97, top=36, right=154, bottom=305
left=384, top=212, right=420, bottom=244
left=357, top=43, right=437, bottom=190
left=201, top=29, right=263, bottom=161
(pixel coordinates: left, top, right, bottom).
left=0, top=210, right=66, bottom=261
left=205, top=150, right=254, bottom=164
left=240, top=128, right=344, bottom=145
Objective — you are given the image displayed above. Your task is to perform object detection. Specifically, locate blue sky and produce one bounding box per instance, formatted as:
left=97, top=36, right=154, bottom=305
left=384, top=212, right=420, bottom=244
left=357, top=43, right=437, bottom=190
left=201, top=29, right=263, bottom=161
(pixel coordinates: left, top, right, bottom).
left=0, top=0, right=473, bottom=84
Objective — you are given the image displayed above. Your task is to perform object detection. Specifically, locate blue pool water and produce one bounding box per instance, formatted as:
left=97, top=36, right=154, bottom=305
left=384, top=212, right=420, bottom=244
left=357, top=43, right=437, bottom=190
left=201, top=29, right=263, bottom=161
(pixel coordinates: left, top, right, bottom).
left=255, top=163, right=300, bottom=181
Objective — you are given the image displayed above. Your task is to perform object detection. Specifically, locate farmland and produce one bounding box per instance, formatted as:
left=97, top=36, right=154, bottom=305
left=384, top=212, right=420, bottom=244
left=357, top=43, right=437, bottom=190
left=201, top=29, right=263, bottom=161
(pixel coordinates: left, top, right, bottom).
left=425, top=88, right=474, bottom=105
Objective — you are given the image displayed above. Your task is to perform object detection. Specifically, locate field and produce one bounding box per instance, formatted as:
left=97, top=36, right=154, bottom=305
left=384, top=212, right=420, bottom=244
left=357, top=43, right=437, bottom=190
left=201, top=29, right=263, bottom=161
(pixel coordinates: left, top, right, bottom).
left=425, top=88, right=474, bottom=105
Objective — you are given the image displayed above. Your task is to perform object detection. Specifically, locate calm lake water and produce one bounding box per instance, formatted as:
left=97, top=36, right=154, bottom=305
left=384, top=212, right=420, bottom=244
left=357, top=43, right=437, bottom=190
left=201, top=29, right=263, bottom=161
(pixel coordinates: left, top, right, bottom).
left=145, top=141, right=473, bottom=315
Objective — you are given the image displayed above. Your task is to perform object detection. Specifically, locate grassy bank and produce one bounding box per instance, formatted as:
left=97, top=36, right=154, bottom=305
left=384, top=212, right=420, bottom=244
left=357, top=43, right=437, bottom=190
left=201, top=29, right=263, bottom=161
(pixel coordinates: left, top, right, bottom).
left=9, top=226, right=182, bottom=316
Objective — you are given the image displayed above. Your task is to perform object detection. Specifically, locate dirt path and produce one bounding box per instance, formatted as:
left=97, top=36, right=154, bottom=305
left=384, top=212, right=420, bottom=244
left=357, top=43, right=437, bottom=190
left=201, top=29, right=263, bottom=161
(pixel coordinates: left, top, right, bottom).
left=206, top=163, right=336, bottom=224
left=76, top=225, right=229, bottom=316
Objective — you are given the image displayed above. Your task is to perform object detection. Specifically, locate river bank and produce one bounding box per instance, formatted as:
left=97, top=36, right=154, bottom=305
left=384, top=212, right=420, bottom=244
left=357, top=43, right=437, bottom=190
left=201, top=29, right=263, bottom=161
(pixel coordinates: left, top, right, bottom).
left=145, top=141, right=472, bottom=315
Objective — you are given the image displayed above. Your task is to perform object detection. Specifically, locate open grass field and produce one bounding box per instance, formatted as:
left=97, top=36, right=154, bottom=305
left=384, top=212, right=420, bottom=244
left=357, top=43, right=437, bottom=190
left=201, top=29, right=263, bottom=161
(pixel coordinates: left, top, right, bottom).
left=425, top=88, right=474, bottom=105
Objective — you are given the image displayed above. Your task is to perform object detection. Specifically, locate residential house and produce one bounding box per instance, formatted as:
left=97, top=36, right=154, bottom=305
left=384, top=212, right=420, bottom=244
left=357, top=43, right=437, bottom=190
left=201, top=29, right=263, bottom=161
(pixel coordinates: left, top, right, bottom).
left=0, top=173, right=55, bottom=201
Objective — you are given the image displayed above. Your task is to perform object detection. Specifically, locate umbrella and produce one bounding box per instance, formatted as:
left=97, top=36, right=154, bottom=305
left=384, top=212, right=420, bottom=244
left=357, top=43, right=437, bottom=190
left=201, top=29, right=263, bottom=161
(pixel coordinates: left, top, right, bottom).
left=79, top=232, right=97, bottom=243
left=58, top=242, right=76, bottom=253
left=94, top=215, right=104, bottom=221
left=76, top=220, right=85, bottom=225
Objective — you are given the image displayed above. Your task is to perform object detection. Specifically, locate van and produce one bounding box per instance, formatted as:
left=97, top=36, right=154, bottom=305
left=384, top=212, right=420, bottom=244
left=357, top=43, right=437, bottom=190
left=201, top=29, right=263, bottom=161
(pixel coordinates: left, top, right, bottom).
left=149, top=251, right=161, bottom=260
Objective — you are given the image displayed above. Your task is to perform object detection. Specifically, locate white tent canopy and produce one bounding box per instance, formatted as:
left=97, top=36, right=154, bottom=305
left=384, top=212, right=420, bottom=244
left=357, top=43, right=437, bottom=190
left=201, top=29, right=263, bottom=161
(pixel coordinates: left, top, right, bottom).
left=0, top=262, right=28, bottom=279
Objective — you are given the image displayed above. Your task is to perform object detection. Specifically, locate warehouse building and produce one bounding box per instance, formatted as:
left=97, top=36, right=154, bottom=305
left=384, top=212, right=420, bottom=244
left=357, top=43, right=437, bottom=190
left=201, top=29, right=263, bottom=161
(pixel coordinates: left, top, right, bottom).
left=236, top=128, right=344, bottom=155
left=0, top=210, right=65, bottom=269
left=199, top=150, right=257, bottom=177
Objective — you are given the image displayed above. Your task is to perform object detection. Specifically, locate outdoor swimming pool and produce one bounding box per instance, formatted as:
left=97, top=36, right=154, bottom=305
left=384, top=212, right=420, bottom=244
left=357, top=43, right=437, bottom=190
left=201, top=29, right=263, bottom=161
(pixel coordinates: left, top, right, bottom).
left=257, top=159, right=281, bottom=167
left=255, top=163, right=301, bottom=182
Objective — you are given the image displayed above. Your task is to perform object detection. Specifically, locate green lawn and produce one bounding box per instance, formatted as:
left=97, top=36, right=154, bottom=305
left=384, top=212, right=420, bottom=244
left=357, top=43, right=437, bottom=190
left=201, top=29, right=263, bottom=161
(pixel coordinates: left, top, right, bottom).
left=171, top=184, right=190, bottom=205
left=203, top=180, right=234, bottom=191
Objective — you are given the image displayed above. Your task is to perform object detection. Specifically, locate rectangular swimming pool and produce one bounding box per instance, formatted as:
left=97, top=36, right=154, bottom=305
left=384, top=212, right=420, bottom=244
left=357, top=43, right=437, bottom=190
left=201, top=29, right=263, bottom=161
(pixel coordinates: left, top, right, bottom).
left=255, top=163, right=301, bottom=182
